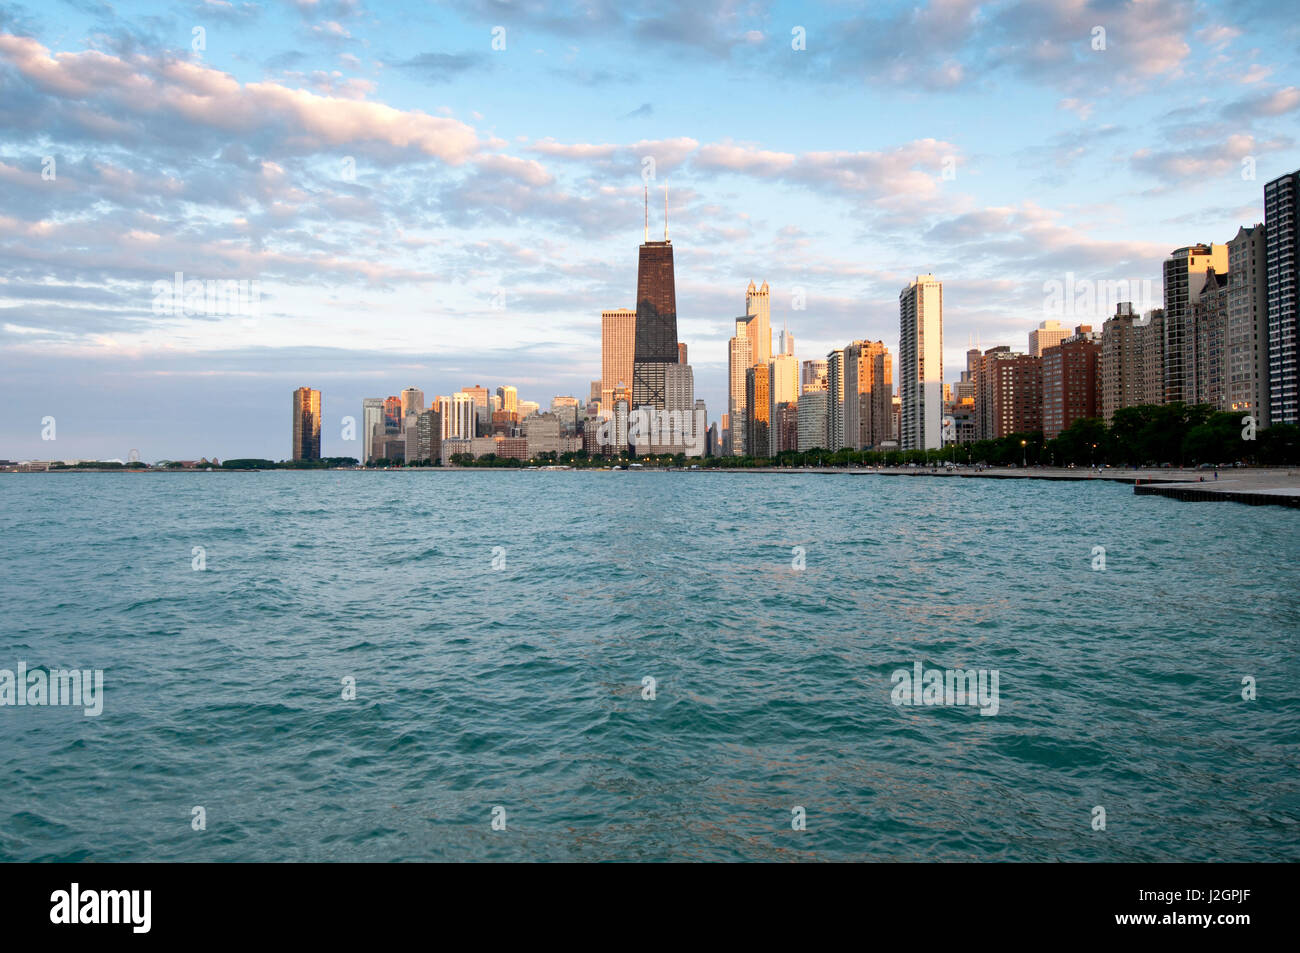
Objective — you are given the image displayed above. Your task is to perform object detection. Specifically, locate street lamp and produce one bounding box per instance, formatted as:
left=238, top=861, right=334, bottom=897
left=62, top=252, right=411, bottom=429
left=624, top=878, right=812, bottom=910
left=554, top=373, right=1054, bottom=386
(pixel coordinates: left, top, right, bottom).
left=1021, top=438, right=1027, bottom=468
left=1091, top=442, right=1096, bottom=469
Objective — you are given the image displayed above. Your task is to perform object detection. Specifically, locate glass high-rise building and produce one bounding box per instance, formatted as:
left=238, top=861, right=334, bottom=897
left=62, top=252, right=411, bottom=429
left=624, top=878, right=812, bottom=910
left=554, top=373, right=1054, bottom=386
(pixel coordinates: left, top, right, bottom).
left=745, top=363, right=771, bottom=458
left=727, top=315, right=753, bottom=455
left=292, top=386, right=321, bottom=461
left=362, top=398, right=383, bottom=463
left=1266, top=170, right=1299, bottom=425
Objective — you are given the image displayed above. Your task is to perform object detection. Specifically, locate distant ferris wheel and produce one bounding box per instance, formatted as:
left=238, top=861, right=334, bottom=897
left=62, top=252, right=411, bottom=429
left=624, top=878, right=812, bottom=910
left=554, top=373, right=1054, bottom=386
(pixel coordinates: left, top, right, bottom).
left=128, top=449, right=141, bottom=463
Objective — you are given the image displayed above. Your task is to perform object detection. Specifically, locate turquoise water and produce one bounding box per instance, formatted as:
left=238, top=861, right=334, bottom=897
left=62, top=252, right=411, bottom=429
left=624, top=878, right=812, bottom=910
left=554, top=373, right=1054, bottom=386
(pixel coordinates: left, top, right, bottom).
left=1, top=471, right=1297, bottom=862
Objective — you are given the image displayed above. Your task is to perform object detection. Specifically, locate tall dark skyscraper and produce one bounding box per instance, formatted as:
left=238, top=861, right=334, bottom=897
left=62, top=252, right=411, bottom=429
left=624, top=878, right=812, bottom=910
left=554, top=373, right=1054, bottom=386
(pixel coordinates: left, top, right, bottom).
left=632, top=187, right=678, bottom=410
left=1265, top=169, right=1299, bottom=425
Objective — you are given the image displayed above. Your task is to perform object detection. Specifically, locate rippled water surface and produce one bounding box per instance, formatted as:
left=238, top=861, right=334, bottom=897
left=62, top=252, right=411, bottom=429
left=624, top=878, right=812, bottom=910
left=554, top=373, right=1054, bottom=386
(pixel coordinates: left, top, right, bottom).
left=1, top=471, right=1297, bottom=862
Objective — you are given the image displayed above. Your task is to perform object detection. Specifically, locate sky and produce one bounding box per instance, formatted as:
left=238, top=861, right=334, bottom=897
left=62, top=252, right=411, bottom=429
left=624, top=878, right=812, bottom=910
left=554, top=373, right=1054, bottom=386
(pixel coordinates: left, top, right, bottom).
left=1, top=0, right=1297, bottom=461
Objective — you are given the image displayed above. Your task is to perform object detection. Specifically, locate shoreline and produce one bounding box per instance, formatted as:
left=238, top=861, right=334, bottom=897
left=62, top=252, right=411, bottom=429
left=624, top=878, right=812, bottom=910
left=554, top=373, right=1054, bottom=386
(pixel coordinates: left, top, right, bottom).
left=8, top=463, right=1299, bottom=508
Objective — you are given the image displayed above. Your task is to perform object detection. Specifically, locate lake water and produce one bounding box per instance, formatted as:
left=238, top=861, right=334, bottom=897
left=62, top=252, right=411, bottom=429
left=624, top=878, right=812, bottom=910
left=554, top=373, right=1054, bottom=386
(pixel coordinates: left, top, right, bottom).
left=1, top=471, right=1297, bottom=861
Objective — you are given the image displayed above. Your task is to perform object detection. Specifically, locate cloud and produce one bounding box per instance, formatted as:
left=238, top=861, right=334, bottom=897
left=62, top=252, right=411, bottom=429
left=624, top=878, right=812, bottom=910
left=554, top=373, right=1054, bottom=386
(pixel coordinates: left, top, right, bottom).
left=1058, top=98, right=1093, bottom=120
left=1222, top=85, right=1300, bottom=119
left=694, top=138, right=956, bottom=212
left=0, top=34, right=486, bottom=164
left=396, top=50, right=486, bottom=83
left=795, top=0, right=1198, bottom=94
left=1130, top=133, right=1292, bottom=184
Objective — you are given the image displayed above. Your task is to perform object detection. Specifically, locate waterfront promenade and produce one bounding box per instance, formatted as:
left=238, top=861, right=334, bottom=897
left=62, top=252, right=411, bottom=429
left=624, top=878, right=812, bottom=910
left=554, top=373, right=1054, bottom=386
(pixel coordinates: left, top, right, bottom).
left=851, top=465, right=1300, bottom=508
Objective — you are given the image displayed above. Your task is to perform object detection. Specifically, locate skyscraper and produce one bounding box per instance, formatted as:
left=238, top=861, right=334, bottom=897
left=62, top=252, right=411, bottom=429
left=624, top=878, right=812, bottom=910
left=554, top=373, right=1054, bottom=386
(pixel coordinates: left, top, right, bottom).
left=797, top=390, right=828, bottom=452
left=842, top=340, right=892, bottom=450
left=382, top=396, right=401, bottom=433
left=437, top=393, right=476, bottom=440
left=1226, top=224, right=1269, bottom=425
left=825, top=348, right=845, bottom=451
left=362, top=397, right=383, bottom=463
left=1028, top=320, right=1069, bottom=358
left=459, top=386, right=490, bottom=436
left=631, top=188, right=678, bottom=410
left=400, top=387, right=425, bottom=420
left=415, top=409, right=441, bottom=464
left=746, top=280, right=771, bottom=367
left=779, top=323, right=795, bottom=357
left=769, top=352, right=799, bottom=454
left=550, top=396, right=580, bottom=435
left=1041, top=329, right=1100, bottom=438
left=745, top=363, right=771, bottom=458
left=496, top=385, right=518, bottom=415
left=1266, top=170, right=1299, bottom=425
left=727, top=316, right=753, bottom=455
left=657, top=363, right=699, bottom=455
left=1189, top=270, right=1229, bottom=408
left=1101, top=304, right=1143, bottom=423
left=899, top=275, right=943, bottom=451
left=801, top=359, right=827, bottom=393
left=1163, top=243, right=1227, bottom=404
left=974, top=348, right=1041, bottom=440
left=601, top=308, right=636, bottom=410
left=292, top=386, right=321, bottom=461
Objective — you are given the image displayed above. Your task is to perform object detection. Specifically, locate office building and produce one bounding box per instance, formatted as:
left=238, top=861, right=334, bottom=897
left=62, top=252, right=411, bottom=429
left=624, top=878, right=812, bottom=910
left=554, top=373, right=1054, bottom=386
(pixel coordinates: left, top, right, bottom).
left=801, top=359, right=827, bottom=393
left=601, top=308, right=635, bottom=410
left=291, top=386, right=321, bottom=461
left=1029, top=320, right=1069, bottom=358
left=745, top=363, right=771, bottom=458
left=727, top=315, right=753, bottom=455
left=400, top=387, right=424, bottom=420
left=362, top=398, right=383, bottom=464
left=631, top=189, right=678, bottom=410
left=769, top=352, right=799, bottom=454
left=746, top=280, right=772, bottom=367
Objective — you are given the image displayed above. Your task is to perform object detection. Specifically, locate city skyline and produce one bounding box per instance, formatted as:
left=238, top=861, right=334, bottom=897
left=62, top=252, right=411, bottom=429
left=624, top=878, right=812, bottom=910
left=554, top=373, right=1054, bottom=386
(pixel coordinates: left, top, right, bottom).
left=8, top=163, right=1297, bottom=465
left=3, top=1, right=1300, bottom=459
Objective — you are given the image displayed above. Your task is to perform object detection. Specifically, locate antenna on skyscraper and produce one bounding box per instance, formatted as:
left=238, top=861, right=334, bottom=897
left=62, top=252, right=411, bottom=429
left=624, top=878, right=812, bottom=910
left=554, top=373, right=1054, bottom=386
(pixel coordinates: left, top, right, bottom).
left=644, top=186, right=648, bottom=243
left=664, top=183, right=669, bottom=241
